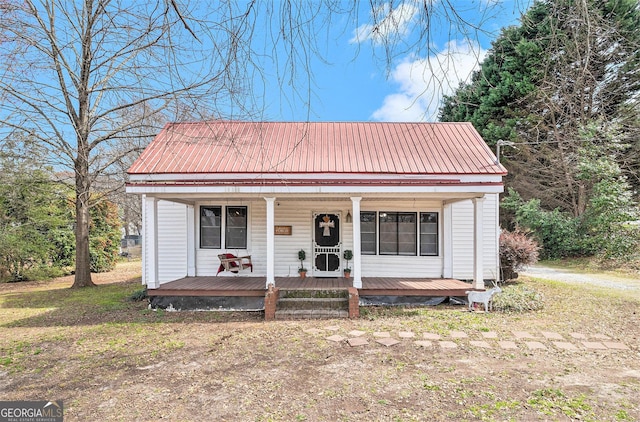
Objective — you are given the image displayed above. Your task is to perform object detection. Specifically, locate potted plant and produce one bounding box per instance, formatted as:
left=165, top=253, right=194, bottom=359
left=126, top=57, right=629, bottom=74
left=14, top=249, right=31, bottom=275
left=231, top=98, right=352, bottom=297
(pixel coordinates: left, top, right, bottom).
left=297, top=249, right=307, bottom=278
left=343, top=249, right=353, bottom=279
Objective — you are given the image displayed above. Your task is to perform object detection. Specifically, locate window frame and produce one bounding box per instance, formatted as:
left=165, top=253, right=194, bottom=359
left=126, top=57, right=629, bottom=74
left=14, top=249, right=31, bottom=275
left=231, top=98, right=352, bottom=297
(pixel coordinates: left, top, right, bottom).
left=199, top=206, right=222, bottom=249
left=199, top=205, right=248, bottom=250
left=419, top=212, right=439, bottom=256
left=225, top=206, right=248, bottom=249
left=378, top=211, right=417, bottom=256
left=360, top=211, right=377, bottom=255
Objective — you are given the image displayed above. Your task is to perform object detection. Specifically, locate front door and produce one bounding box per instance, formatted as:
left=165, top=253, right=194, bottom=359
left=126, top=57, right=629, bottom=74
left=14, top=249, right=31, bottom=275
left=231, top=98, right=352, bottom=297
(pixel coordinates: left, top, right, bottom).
left=313, top=212, right=341, bottom=277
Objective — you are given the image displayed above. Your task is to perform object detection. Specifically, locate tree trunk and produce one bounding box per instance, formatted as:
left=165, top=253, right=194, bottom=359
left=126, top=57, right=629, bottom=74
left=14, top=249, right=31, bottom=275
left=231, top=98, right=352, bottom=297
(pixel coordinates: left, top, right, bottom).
left=71, top=10, right=95, bottom=289
left=72, top=146, right=95, bottom=288
left=73, top=193, right=95, bottom=287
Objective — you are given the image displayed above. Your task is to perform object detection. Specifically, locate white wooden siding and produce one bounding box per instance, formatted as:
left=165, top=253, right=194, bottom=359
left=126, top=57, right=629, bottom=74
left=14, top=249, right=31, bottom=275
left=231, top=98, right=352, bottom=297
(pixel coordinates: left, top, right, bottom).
left=157, top=200, right=188, bottom=283
left=451, top=199, right=473, bottom=279
left=359, top=200, right=443, bottom=277
left=195, top=199, right=354, bottom=277
left=195, top=199, right=254, bottom=276
left=265, top=199, right=444, bottom=277
left=483, top=194, right=499, bottom=280
left=272, top=201, right=354, bottom=276
left=141, top=196, right=151, bottom=286
left=451, top=195, right=499, bottom=280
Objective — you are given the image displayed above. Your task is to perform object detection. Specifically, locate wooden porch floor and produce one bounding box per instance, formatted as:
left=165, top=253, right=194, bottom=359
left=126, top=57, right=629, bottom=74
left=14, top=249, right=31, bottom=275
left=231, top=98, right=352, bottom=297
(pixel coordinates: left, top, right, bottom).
left=148, top=276, right=473, bottom=297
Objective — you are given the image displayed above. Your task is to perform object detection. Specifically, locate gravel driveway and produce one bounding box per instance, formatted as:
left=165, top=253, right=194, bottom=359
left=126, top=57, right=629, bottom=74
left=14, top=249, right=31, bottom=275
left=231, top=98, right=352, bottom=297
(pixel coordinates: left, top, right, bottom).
left=522, top=265, right=640, bottom=292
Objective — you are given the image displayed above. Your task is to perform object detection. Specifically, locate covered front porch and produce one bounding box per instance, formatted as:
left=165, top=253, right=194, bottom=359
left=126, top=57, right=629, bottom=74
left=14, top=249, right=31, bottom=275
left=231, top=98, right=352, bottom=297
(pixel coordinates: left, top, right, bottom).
left=138, top=193, right=496, bottom=292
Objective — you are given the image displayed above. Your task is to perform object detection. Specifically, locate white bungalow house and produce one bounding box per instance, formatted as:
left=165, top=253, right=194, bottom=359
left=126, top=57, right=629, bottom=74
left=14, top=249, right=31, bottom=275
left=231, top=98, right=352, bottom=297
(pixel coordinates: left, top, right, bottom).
left=126, top=121, right=506, bottom=294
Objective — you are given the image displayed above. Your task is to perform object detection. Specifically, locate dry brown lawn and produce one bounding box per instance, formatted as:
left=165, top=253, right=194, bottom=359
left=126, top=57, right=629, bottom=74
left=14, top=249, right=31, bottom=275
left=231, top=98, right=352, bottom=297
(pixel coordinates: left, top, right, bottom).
left=1, top=261, right=639, bottom=421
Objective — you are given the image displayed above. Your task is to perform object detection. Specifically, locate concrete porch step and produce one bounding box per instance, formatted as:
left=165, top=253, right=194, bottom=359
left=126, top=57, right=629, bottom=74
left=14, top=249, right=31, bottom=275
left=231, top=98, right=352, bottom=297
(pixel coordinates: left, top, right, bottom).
left=279, top=288, right=349, bottom=299
left=277, top=297, right=348, bottom=310
left=274, top=288, right=350, bottom=319
left=275, top=309, right=349, bottom=320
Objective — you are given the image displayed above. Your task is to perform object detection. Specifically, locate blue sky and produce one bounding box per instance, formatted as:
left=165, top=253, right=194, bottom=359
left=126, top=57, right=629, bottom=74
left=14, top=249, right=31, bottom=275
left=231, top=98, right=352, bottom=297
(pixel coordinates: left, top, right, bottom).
left=257, top=0, right=531, bottom=123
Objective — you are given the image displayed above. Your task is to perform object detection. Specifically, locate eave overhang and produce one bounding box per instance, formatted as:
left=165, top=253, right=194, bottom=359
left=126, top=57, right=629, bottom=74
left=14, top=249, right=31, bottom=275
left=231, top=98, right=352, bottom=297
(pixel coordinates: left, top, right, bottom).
left=127, top=178, right=503, bottom=197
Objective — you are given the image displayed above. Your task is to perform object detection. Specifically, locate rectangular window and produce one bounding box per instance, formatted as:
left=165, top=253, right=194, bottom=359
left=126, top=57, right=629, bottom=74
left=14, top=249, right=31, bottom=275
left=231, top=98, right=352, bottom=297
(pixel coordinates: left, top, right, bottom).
left=360, top=212, right=377, bottom=255
left=200, top=206, right=221, bottom=249
left=225, top=206, right=247, bottom=248
left=420, top=212, right=438, bottom=256
left=379, top=212, right=417, bottom=256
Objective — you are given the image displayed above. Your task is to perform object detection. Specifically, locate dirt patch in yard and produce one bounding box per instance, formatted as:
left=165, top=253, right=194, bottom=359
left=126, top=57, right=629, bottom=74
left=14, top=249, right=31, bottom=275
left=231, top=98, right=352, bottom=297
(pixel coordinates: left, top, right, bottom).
left=1, top=261, right=639, bottom=421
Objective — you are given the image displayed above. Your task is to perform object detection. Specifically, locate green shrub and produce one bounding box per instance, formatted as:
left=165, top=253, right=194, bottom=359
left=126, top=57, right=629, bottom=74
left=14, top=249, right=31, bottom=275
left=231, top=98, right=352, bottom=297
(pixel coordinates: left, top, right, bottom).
left=21, top=265, right=67, bottom=281
left=88, top=200, right=121, bottom=273
left=0, top=227, right=52, bottom=281
left=576, top=141, right=640, bottom=260
left=49, top=228, right=75, bottom=268
left=90, top=235, right=119, bottom=272
left=128, top=288, right=148, bottom=302
left=492, top=284, right=544, bottom=313
left=502, top=189, right=585, bottom=259
left=501, top=138, right=640, bottom=261
left=595, top=223, right=640, bottom=261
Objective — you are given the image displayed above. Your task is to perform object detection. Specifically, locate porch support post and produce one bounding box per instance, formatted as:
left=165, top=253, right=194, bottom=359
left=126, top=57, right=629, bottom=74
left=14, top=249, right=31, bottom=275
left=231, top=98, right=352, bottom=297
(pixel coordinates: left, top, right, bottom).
left=186, top=204, right=196, bottom=277
left=265, top=197, right=276, bottom=288
left=472, top=196, right=485, bottom=290
left=351, top=197, right=362, bottom=288
left=143, top=195, right=159, bottom=289
left=442, top=202, right=453, bottom=278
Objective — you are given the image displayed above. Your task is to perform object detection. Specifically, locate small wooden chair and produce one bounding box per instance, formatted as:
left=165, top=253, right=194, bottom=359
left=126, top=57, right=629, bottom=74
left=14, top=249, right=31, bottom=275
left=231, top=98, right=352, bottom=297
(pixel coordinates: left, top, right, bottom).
left=217, top=253, right=253, bottom=275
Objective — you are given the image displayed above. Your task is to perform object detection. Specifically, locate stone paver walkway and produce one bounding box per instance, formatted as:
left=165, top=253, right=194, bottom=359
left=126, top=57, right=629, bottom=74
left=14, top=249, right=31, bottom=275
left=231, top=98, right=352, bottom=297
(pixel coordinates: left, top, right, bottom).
left=303, top=327, right=633, bottom=352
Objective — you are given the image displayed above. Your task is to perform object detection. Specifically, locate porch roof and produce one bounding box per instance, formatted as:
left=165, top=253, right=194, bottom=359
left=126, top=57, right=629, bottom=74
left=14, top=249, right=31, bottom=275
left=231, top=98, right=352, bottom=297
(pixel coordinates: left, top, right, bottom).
left=128, top=121, right=506, bottom=179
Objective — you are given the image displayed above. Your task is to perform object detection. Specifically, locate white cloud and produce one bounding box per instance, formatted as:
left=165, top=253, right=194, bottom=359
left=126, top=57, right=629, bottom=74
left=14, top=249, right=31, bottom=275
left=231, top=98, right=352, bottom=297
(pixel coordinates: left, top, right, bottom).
left=371, top=40, right=487, bottom=122
left=350, top=2, right=420, bottom=44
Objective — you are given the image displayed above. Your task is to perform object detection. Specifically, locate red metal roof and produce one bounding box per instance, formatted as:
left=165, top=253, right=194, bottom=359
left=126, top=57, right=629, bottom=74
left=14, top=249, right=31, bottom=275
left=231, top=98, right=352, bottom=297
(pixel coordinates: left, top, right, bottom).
left=128, top=121, right=506, bottom=176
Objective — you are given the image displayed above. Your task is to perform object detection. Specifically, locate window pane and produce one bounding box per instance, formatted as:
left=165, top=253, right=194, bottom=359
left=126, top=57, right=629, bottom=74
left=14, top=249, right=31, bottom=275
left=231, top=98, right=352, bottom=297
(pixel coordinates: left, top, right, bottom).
left=420, top=235, right=438, bottom=255
left=420, top=212, right=438, bottom=256
left=200, top=206, right=221, bottom=249
left=360, top=212, right=376, bottom=255
left=226, top=206, right=247, bottom=248
left=379, top=212, right=398, bottom=255
left=398, top=213, right=416, bottom=255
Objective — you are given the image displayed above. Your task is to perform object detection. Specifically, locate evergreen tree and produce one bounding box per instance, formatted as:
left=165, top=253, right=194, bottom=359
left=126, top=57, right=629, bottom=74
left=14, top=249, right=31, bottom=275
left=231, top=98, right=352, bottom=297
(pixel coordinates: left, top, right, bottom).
left=0, top=135, right=121, bottom=280
left=440, top=0, right=640, bottom=216
left=0, top=138, right=70, bottom=280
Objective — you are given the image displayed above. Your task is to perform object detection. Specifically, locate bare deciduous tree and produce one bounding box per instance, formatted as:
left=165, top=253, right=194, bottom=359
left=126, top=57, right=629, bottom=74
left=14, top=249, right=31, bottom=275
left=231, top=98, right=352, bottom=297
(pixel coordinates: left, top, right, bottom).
left=0, top=0, right=510, bottom=287
left=0, top=1, right=236, bottom=286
